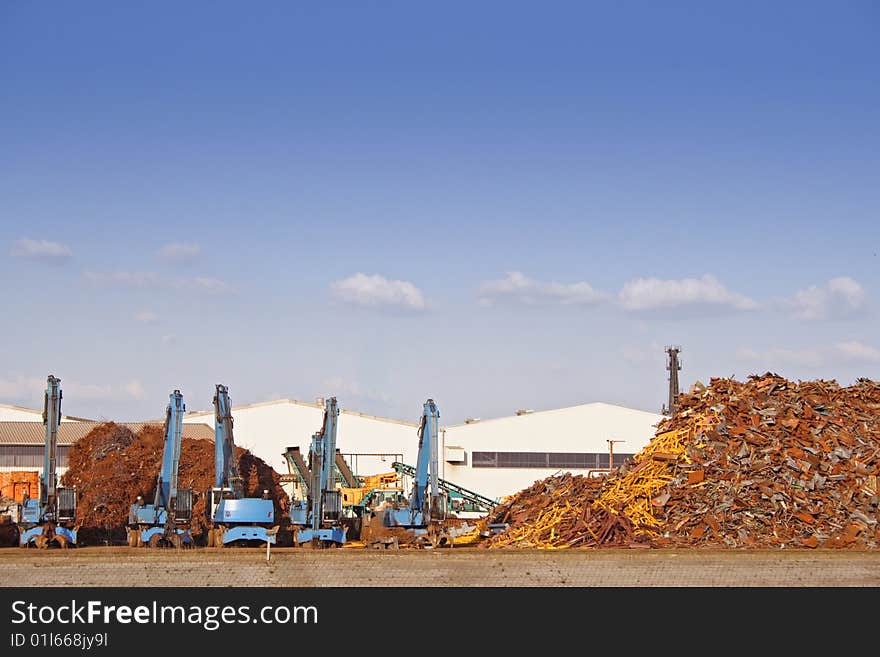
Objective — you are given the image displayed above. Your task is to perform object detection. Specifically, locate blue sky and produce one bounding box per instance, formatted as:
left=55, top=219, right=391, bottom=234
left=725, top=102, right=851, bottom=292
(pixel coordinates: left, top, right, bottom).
left=1, top=2, right=878, bottom=423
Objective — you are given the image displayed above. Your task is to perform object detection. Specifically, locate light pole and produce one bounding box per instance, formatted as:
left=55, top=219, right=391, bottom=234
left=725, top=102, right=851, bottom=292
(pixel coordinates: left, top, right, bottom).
left=607, top=439, right=626, bottom=473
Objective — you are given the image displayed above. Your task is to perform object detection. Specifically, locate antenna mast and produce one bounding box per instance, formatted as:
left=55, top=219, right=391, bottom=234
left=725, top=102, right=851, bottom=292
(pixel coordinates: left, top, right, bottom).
left=662, top=345, right=681, bottom=415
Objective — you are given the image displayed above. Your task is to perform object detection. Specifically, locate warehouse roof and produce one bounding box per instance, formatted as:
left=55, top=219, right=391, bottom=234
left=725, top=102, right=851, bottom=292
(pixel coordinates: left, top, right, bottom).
left=182, top=397, right=420, bottom=428
left=0, top=421, right=215, bottom=446
left=444, top=401, right=662, bottom=429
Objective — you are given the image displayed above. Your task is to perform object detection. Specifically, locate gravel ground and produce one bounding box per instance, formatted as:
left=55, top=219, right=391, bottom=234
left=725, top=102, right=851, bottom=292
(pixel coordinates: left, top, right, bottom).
left=1, top=547, right=879, bottom=586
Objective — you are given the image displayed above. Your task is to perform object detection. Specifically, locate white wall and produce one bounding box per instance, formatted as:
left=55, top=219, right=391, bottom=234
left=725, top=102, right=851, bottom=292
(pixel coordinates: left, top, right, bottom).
left=182, top=399, right=664, bottom=503
left=183, top=400, right=422, bottom=477
left=441, top=403, right=663, bottom=500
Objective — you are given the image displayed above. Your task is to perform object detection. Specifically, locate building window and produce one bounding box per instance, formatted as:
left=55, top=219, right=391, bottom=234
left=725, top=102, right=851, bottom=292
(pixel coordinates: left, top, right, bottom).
left=471, top=451, right=497, bottom=468
left=471, top=451, right=634, bottom=469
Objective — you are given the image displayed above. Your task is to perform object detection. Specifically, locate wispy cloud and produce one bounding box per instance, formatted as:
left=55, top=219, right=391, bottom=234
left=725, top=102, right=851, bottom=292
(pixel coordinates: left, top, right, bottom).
left=157, top=242, right=201, bottom=264
left=620, top=341, right=663, bottom=364
left=834, top=340, right=880, bottom=362
left=478, top=271, right=607, bottom=306
left=11, top=238, right=72, bottom=261
left=476, top=272, right=872, bottom=323
left=788, top=277, right=866, bottom=321
left=191, top=277, right=234, bottom=294
left=736, top=340, right=880, bottom=367
left=65, top=379, right=147, bottom=401
left=735, top=346, right=825, bottom=367
left=122, top=380, right=146, bottom=399
left=322, top=376, right=393, bottom=405
left=618, top=275, right=757, bottom=313
left=0, top=375, right=146, bottom=405
left=331, top=273, right=426, bottom=310
left=0, top=375, right=47, bottom=402
left=84, top=271, right=162, bottom=287
left=83, top=271, right=236, bottom=295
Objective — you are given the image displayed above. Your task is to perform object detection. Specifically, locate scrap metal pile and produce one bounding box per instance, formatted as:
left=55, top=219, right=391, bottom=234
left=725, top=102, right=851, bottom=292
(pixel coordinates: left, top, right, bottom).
left=61, top=422, right=289, bottom=545
left=484, top=374, right=880, bottom=549
left=0, top=502, right=17, bottom=546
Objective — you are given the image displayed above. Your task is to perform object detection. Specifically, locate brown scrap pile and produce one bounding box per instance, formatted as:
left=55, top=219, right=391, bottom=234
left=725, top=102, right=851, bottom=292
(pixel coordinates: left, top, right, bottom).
left=482, top=473, right=608, bottom=548
left=482, top=429, right=688, bottom=549
left=485, top=374, right=880, bottom=549
left=61, top=422, right=289, bottom=545
left=0, top=498, right=19, bottom=547
left=653, top=374, right=880, bottom=548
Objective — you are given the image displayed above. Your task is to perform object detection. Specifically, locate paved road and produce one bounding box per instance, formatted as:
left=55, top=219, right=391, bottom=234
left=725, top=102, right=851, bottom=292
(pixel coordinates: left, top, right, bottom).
left=1, top=547, right=878, bottom=586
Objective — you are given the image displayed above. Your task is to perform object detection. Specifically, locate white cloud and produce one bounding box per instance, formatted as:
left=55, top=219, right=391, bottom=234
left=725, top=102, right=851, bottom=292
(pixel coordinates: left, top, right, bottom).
left=0, top=375, right=47, bottom=402
left=789, top=277, right=866, bottom=320
left=736, top=340, right=880, bottom=367
left=331, top=273, right=426, bottom=310
left=0, top=376, right=146, bottom=405
left=834, top=340, right=880, bottom=362
left=191, top=277, right=234, bottom=294
left=65, top=379, right=146, bottom=401
left=161, top=334, right=177, bottom=346
left=322, top=376, right=393, bottom=404
left=12, top=238, right=72, bottom=261
left=478, top=271, right=607, bottom=306
left=157, top=242, right=201, bottom=264
left=618, top=274, right=757, bottom=312
left=621, top=341, right=663, bottom=364
left=83, top=271, right=161, bottom=287
left=83, top=270, right=236, bottom=295
left=621, top=347, right=649, bottom=364
left=134, top=310, right=158, bottom=324
left=735, top=346, right=824, bottom=367
left=123, top=380, right=146, bottom=399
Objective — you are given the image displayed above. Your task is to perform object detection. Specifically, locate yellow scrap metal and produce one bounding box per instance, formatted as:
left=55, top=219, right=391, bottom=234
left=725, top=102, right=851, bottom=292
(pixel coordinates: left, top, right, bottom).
left=490, top=414, right=717, bottom=549
left=593, top=426, right=693, bottom=537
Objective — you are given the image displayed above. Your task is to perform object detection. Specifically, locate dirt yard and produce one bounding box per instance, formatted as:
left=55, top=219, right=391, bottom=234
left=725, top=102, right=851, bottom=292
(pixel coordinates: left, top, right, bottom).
left=1, top=547, right=878, bottom=586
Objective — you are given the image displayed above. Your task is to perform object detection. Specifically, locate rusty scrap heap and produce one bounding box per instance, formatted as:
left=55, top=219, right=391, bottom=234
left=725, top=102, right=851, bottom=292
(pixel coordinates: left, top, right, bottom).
left=485, top=374, right=880, bottom=549
left=61, top=422, right=289, bottom=545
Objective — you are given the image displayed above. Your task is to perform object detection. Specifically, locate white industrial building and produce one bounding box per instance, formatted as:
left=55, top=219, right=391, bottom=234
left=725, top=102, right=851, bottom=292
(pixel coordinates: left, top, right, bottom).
left=440, top=403, right=663, bottom=500
left=182, top=397, right=664, bottom=502
left=182, top=398, right=421, bottom=481
left=2, top=397, right=664, bottom=504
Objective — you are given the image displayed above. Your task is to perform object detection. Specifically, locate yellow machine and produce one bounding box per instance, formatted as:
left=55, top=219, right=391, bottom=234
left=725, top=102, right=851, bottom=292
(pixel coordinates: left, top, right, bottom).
left=340, top=472, right=401, bottom=508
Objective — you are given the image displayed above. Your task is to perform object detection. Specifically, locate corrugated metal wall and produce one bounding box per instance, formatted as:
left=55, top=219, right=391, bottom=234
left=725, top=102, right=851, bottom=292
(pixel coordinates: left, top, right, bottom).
left=0, top=445, right=69, bottom=468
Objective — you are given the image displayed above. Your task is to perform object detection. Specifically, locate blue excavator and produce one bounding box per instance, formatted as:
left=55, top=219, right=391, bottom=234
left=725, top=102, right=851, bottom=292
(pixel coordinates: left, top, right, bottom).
left=18, top=375, right=78, bottom=548
left=289, top=397, right=347, bottom=547
left=205, top=384, right=277, bottom=547
left=362, top=398, right=454, bottom=548
left=127, top=390, right=193, bottom=548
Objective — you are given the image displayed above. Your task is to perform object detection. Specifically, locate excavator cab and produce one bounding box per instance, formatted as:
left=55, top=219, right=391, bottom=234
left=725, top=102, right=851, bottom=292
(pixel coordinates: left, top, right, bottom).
left=428, top=490, right=448, bottom=523
left=56, top=486, right=77, bottom=523
left=175, top=487, right=193, bottom=523
left=321, top=489, right=342, bottom=523
left=205, top=487, right=235, bottom=523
